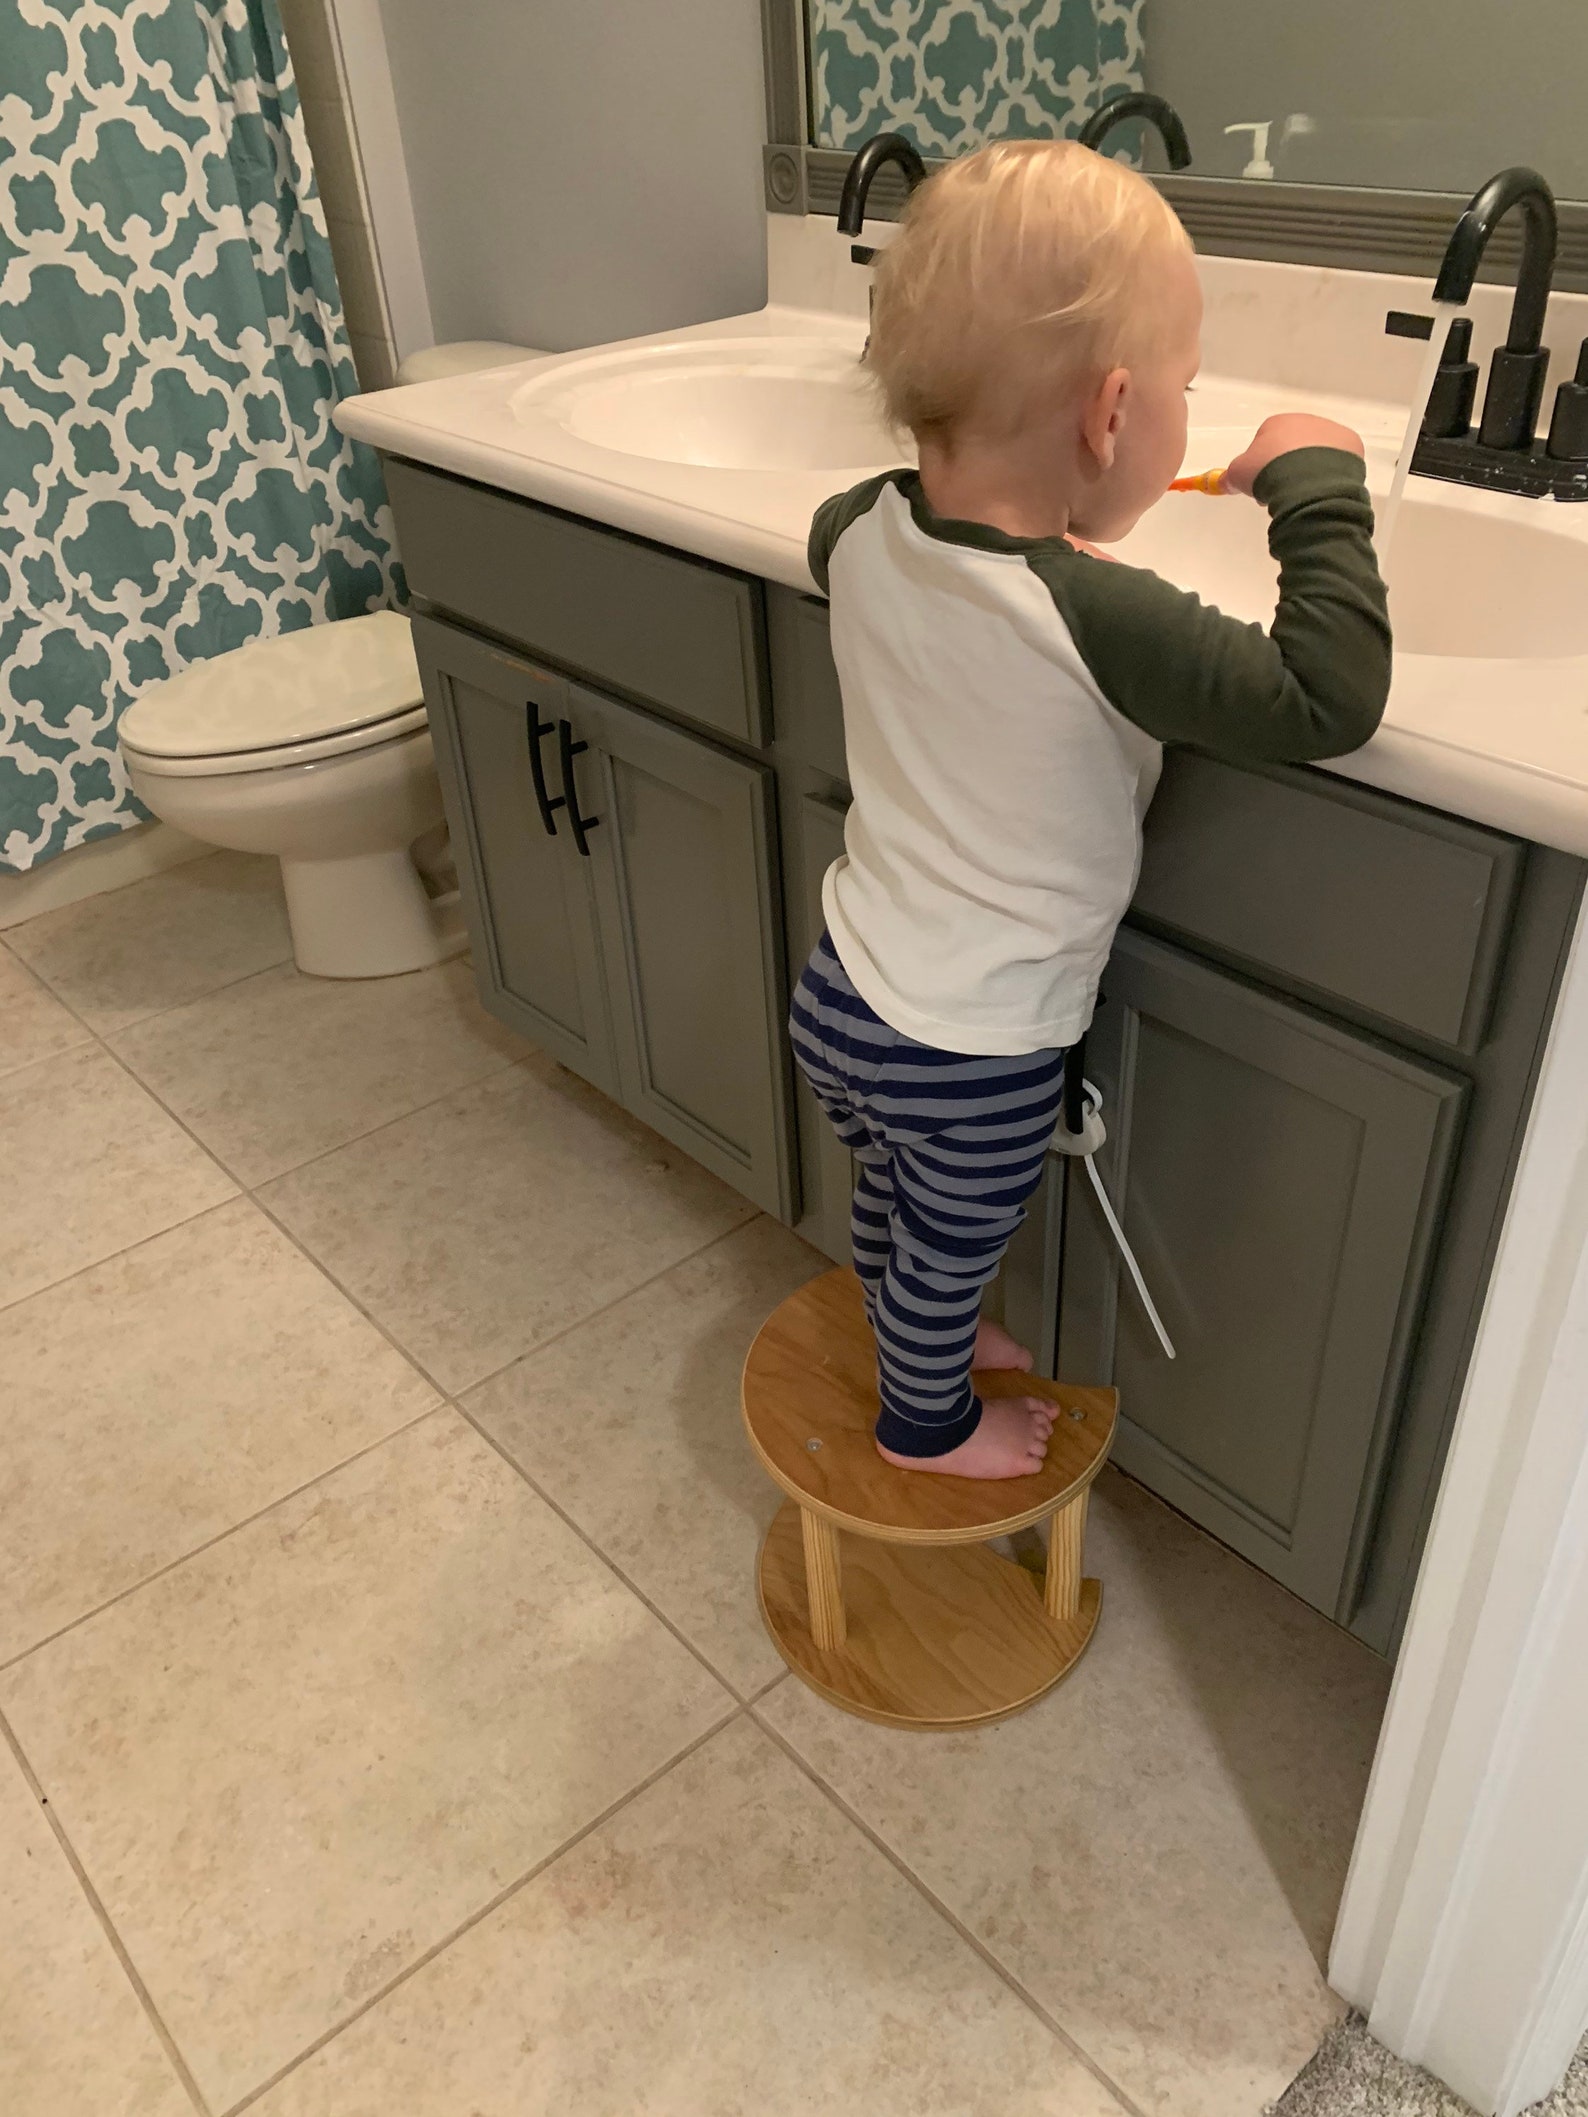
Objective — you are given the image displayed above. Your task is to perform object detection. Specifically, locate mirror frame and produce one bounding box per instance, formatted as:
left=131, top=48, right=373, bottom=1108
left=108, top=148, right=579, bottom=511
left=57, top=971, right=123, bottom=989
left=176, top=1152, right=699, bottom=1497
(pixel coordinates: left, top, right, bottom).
left=759, top=0, right=1588, bottom=292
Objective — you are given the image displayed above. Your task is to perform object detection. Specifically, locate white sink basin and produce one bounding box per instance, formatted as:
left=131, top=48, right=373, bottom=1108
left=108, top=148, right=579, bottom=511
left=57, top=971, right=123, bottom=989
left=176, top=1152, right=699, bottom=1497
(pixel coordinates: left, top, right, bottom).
left=1119, top=427, right=1588, bottom=661
left=511, top=337, right=897, bottom=474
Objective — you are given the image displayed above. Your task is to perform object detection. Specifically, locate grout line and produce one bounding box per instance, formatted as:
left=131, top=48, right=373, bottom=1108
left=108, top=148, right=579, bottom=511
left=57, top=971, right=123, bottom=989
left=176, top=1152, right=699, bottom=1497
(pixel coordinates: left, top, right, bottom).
left=243, top=1157, right=753, bottom=1407
left=0, top=1404, right=445, bottom=1678
left=442, top=1211, right=760, bottom=1401
left=0, top=881, right=285, bottom=1030
left=448, top=1392, right=756, bottom=1706
left=12, top=902, right=518, bottom=1203
left=746, top=1704, right=1153, bottom=2117
left=0, top=1704, right=214, bottom=2117
left=218, top=1703, right=747, bottom=2116
left=112, top=1031, right=527, bottom=1199
left=92, top=951, right=298, bottom=1038
left=745, top=1668, right=792, bottom=1704
left=0, top=1190, right=244, bottom=1324
left=240, top=1038, right=752, bottom=1208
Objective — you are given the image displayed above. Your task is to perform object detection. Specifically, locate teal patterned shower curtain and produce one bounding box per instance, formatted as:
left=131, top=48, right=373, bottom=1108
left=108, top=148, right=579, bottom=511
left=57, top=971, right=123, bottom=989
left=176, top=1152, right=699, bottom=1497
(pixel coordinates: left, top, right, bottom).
left=0, top=0, right=397, bottom=873
left=808, top=0, right=1146, bottom=155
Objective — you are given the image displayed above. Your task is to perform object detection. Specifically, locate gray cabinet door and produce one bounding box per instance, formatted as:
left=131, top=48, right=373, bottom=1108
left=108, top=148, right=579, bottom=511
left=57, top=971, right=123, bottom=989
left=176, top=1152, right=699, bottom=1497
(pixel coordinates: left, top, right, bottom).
left=411, top=616, right=618, bottom=1096
left=563, top=680, right=797, bottom=1219
left=1058, top=928, right=1465, bottom=1617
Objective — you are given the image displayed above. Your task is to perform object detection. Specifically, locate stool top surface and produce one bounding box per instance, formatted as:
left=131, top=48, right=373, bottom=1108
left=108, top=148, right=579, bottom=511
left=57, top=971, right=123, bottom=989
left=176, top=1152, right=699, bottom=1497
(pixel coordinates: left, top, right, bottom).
left=741, top=1268, right=1116, bottom=1545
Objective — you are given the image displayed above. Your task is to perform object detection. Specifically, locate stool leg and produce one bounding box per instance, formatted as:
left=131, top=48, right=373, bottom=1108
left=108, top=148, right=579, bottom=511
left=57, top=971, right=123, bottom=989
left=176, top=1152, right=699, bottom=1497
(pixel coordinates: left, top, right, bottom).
left=1045, top=1490, right=1088, bottom=1622
left=800, top=1508, right=847, bottom=1651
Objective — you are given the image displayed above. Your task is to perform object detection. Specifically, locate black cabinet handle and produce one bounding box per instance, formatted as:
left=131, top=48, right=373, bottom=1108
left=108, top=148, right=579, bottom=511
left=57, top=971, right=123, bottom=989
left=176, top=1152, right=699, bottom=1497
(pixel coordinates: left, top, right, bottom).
left=525, top=707, right=564, bottom=836
left=557, top=718, right=600, bottom=856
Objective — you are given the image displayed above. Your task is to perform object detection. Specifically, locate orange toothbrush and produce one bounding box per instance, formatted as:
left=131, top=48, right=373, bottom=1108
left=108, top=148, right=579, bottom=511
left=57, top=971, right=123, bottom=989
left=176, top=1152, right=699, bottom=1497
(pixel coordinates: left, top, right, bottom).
left=1170, top=467, right=1230, bottom=495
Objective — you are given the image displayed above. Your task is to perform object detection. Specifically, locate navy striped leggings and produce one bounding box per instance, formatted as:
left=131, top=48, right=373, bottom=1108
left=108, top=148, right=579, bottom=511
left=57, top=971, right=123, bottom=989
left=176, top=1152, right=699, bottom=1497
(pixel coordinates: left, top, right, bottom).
left=789, top=933, right=1065, bottom=1457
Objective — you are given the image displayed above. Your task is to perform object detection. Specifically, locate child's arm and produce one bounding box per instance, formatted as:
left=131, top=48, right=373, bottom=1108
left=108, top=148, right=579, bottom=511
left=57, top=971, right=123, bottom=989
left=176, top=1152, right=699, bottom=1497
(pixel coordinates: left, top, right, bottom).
left=1037, top=428, right=1392, bottom=763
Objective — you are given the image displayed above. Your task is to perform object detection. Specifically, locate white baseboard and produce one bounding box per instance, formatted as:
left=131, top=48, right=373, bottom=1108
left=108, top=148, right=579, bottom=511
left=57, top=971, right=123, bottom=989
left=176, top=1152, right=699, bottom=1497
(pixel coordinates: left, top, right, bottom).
left=0, top=823, right=212, bottom=931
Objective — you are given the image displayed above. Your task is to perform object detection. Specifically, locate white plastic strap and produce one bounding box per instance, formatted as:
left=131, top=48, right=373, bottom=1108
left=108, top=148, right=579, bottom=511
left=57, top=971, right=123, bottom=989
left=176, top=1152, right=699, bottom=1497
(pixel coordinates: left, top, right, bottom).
left=1055, top=1079, right=1177, bottom=1361
left=1082, top=1152, right=1177, bottom=1361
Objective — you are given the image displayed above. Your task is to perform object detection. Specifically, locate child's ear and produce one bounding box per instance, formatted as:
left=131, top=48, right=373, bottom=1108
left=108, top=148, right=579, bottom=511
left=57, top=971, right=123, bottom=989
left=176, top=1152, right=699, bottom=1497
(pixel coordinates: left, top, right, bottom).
left=1081, top=368, right=1130, bottom=470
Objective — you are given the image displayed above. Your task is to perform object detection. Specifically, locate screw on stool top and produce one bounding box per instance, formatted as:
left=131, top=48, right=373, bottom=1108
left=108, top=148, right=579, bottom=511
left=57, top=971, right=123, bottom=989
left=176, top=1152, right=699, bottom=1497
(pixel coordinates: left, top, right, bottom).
left=740, top=1268, right=1117, bottom=1546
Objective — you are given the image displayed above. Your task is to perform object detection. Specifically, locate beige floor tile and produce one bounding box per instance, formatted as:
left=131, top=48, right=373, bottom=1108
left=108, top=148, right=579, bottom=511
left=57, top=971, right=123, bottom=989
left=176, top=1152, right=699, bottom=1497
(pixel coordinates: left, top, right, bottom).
left=0, top=945, right=91, bottom=1079
left=112, top=956, right=526, bottom=1184
left=250, top=1716, right=1128, bottom=2117
left=0, top=1198, right=439, bottom=1662
left=758, top=1470, right=1391, bottom=2117
left=0, top=1045, right=235, bottom=1311
left=261, top=1058, right=758, bottom=1393
left=0, top=1411, right=730, bottom=2111
left=467, top=1217, right=825, bottom=1696
left=0, top=1737, right=190, bottom=2117
left=6, top=849, right=291, bottom=1034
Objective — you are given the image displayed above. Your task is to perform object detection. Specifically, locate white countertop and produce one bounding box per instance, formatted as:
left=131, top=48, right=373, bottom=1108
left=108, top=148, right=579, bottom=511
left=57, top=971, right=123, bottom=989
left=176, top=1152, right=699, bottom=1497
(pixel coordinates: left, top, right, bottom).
left=337, top=242, right=1588, bottom=860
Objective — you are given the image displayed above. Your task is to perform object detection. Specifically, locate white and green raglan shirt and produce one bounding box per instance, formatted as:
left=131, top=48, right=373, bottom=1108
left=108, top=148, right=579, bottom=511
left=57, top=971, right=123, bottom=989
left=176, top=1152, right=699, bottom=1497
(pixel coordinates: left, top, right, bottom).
left=808, top=448, right=1392, bottom=1057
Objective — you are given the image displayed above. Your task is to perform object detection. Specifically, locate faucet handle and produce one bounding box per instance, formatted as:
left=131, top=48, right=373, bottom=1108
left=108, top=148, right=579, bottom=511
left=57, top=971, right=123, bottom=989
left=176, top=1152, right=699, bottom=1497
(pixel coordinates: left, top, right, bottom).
left=1385, top=310, right=1435, bottom=341
left=1546, top=338, right=1588, bottom=461
left=1480, top=343, right=1551, bottom=452
left=1424, top=319, right=1478, bottom=439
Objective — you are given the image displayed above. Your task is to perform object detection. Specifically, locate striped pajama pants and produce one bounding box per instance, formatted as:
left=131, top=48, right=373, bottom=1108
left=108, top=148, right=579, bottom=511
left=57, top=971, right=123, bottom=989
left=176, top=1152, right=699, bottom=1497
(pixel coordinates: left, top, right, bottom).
left=789, top=932, right=1066, bottom=1457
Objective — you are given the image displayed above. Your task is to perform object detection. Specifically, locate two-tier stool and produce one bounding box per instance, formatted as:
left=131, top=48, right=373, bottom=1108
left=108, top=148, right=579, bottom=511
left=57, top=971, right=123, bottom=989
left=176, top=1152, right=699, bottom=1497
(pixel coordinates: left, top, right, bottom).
left=741, top=1267, right=1117, bottom=1730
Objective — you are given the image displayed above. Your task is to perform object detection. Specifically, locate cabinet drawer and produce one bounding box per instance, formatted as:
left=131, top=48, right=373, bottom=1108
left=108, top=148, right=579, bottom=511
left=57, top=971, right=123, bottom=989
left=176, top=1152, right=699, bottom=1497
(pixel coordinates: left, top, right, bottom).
left=768, top=587, right=847, bottom=781
left=386, top=458, right=768, bottom=747
left=1133, top=753, right=1523, bottom=1050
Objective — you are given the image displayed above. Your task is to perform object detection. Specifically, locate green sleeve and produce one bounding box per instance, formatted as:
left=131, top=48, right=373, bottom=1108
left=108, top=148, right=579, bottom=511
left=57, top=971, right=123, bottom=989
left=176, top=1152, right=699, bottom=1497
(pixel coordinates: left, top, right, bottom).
left=808, top=470, right=907, bottom=594
left=1031, top=447, right=1392, bottom=763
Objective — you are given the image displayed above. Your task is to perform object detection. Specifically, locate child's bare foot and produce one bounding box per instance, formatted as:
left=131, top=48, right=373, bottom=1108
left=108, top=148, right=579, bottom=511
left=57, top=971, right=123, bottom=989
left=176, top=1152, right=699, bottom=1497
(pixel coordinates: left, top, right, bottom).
left=877, top=1396, right=1055, bottom=1479
left=973, top=1317, right=1034, bottom=1372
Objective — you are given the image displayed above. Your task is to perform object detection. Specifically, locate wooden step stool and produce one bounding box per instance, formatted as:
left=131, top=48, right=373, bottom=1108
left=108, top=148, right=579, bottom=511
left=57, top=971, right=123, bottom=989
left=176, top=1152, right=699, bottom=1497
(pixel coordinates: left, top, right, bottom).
left=741, top=1268, right=1117, bottom=1730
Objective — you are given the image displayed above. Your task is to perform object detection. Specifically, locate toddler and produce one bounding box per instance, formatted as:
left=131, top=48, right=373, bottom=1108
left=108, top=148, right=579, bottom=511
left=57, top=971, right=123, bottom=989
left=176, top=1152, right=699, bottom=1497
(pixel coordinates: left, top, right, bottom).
left=791, top=140, right=1391, bottom=1480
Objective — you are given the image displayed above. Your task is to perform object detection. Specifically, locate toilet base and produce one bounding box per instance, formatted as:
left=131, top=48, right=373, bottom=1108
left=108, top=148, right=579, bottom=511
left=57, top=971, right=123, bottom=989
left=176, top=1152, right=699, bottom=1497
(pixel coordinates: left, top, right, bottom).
left=281, top=849, right=469, bottom=979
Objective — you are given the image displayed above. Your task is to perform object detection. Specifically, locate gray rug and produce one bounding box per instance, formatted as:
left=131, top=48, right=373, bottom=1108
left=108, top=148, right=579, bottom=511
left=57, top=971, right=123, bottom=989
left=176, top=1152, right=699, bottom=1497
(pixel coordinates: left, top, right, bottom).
left=1270, top=2018, right=1588, bottom=2117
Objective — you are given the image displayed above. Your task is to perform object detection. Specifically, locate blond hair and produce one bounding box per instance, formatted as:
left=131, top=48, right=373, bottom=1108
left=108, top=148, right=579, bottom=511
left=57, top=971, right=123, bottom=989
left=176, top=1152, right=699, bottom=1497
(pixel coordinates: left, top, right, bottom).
left=866, top=139, right=1192, bottom=442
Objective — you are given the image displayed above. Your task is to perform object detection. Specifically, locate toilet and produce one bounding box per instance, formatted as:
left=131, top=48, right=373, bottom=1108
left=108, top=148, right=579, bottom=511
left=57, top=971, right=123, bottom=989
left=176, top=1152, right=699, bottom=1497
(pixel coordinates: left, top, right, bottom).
left=119, top=611, right=466, bottom=980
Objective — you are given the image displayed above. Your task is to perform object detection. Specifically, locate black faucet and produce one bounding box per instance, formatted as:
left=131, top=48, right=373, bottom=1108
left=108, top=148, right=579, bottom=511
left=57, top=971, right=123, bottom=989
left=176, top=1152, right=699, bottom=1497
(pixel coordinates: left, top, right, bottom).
left=1387, top=167, right=1588, bottom=499
left=837, top=132, right=928, bottom=264
left=1437, top=166, right=1556, bottom=450
left=1076, top=91, right=1192, bottom=170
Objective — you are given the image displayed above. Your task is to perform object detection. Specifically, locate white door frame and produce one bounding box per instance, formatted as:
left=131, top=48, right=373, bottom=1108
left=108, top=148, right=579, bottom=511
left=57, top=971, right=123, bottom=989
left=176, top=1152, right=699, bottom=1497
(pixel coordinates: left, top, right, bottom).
left=1332, top=895, right=1588, bottom=2114
left=325, top=0, right=433, bottom=362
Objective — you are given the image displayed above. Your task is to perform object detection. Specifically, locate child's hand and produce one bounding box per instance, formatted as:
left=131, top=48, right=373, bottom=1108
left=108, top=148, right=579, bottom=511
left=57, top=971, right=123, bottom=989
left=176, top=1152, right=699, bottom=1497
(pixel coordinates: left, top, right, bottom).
left=1224, top=415, right=1366, bottom=496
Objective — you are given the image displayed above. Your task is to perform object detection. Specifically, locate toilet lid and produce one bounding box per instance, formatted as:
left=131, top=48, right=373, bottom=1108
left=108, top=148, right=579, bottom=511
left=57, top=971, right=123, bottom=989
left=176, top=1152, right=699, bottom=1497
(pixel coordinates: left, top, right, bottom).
left=118, top=611, right=423, bottom=761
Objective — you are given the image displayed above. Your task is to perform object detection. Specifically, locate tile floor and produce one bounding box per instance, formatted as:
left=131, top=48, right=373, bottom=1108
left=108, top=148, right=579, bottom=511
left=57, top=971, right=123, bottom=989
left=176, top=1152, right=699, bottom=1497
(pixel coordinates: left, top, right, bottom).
left=0, top=851, right=1392, bottom=2117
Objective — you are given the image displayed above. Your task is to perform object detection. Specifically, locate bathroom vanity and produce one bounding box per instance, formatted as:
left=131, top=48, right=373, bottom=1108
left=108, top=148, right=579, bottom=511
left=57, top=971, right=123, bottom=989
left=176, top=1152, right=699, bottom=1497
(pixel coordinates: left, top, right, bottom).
left=340, top=237, right=1588, bottom=1664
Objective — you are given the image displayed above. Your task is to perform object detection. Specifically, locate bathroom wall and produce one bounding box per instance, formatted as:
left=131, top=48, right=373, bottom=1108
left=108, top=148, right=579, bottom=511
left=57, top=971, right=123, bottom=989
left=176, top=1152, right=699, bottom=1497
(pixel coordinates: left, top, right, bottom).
left=277, top=0, right=397, bottom=388
left=1141, top=0, right=1588, bottom=198
left=370, top=0, right=768, bottom=354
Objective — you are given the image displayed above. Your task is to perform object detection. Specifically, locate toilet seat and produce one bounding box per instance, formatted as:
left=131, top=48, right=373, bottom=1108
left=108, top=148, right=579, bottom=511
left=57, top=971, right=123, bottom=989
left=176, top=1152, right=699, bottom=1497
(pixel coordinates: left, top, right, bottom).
left=122, top=702, right=431, bottom=777
left=118, top=610, right=426, bottom=778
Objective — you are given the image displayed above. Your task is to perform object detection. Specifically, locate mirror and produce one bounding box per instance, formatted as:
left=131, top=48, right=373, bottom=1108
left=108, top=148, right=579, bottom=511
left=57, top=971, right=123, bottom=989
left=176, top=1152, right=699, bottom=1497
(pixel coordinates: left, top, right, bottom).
left=805, top=0, right=1588, bottom=202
